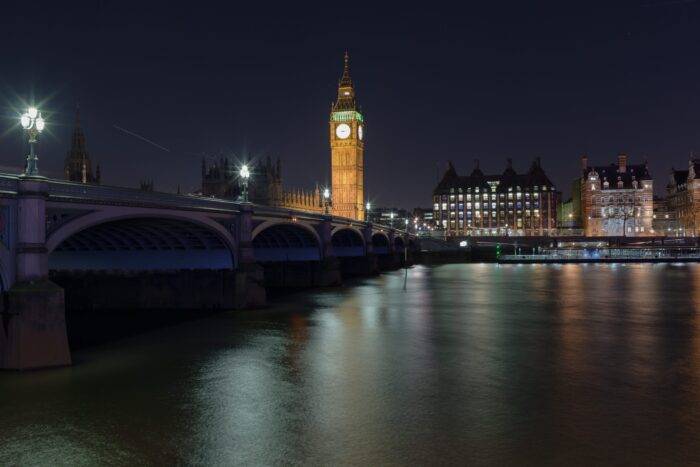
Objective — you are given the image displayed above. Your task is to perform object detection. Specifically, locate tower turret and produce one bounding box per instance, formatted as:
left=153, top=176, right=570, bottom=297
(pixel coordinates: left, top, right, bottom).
left=64, top=105, right=99, bottom=184
left=330, top=52, right=365, bottom=220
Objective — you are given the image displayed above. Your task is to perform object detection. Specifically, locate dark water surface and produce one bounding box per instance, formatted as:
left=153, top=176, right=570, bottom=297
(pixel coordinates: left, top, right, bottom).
left=3, top=263, right=700, bottom=465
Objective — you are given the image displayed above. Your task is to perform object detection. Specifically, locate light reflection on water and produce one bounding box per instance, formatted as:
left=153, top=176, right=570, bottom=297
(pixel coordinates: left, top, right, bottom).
left=2, top=263, right=700, bottom=465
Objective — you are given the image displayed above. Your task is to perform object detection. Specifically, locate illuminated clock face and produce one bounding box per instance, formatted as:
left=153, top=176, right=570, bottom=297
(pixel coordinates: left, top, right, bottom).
left=335, top=123, right=351, bottom=139
left=358, top=125, right=364, bottom=140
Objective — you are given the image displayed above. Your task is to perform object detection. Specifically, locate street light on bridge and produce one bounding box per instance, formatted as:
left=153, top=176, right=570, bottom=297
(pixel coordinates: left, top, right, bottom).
left=239, top=164, right=250, bottom=202
left=20, top=106, right=45, bottom=177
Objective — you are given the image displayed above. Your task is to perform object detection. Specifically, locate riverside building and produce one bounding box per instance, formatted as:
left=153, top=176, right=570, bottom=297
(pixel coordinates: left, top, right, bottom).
left=433, top=158, right=559, bottom=236
left=578, top=153, right=654, bottom=237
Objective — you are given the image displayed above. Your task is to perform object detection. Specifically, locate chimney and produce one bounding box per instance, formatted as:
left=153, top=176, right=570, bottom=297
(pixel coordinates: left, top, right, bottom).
left=581, top=154, right=588, bottom=170
left=618, top=153, right=627, bottom=173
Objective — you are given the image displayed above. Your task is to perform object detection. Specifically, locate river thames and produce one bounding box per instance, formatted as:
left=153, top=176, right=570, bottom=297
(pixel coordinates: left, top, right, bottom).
left=2, top=263, right=700, bottom=465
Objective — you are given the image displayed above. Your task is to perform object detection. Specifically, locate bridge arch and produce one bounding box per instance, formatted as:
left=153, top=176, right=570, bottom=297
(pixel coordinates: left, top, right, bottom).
left=372, top=232, right=390, bottom=255
left=252, top=221, right=322, bottom=262
left=331, top=227, right=365, bottom=257
left=46, top=211, right=237, bottom=270
left=394, top=236, right=406, bottom=250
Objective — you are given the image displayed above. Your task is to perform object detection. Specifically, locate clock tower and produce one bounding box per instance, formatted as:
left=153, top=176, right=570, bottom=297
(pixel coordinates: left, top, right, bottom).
left=330, top=52, right=365, bottom=221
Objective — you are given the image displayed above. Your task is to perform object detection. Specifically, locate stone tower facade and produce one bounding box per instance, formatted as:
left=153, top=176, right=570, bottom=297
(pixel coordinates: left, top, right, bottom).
left=330, top=53, right=365, bottom=221
left=64, top=106, right=100, bottom=184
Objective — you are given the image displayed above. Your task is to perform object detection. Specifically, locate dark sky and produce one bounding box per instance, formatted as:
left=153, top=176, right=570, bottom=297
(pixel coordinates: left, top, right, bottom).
left=2, top=1, right=700, bottom=207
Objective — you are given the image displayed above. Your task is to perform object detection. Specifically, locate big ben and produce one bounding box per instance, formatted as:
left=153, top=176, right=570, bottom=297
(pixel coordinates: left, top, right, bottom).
left=330, top=52, right=365, bottom=221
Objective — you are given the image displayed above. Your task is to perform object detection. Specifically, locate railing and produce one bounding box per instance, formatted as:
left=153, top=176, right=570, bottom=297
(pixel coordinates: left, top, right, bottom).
left=502, top=247, right=700, bottom=261
left=47, top=180, right=243, bottom=212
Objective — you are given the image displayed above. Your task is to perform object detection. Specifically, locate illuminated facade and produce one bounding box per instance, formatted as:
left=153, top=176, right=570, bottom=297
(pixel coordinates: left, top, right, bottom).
left=667, top=159, right=700, bottom=236
left=433, top=158, right=559, bottom=236
left=330, top=53, right=365, bottom=221
left=580, top=153, right=654, bottom=237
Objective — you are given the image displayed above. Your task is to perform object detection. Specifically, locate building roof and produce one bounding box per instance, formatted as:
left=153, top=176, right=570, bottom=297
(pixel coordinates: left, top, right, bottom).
left=434, top=158, right=556, bottom=195
left=584, top=162, right=651, bottom=189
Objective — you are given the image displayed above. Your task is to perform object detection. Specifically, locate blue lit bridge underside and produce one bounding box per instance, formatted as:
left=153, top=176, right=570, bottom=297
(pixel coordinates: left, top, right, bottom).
left=49, top=218, right=235, bottom=270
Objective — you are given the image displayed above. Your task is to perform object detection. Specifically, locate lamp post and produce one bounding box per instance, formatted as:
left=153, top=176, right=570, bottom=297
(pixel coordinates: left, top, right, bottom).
left=20, top=106, right=45, bottom=177
left=323, top=187, right=331, bottom=215
left=390, top=211, right=395, bottom=228
left=365, top=201, right=371, bottom=221
left=239, top=164, right=250, bottom=202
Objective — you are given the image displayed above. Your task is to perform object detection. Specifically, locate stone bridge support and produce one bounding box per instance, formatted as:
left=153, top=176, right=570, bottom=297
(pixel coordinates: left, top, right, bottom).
left=234, top=203, right=266, bottom=308
left=2, top=177, right=70, bottom=370
left=316, top=215, right=342, bottom=286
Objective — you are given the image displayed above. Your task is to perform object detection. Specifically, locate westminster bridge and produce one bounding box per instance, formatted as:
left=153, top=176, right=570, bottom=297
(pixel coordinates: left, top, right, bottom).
left=0, top=174, right=417, bottom=370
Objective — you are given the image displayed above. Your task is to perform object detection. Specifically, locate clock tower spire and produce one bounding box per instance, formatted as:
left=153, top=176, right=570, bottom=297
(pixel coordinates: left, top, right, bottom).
left=330, top=52, right=365, bottom=221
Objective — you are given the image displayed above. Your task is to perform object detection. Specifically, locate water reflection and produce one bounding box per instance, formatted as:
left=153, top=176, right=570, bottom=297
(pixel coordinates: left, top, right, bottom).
left=3, top=264, right=700, bottom=464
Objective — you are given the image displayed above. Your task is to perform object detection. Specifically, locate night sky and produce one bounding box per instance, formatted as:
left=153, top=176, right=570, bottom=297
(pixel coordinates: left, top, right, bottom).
left=2, top=1, right=700, bottom=207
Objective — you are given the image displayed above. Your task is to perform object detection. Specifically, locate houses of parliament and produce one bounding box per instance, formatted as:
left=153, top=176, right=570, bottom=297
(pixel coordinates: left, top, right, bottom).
left=63, top=54, right=367, bottom=221
left=201, top=53, right=366, bottom=220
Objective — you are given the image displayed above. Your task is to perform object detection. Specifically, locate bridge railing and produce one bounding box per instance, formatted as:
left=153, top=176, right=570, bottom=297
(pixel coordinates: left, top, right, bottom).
left=47, top=179, right=242, bottom=212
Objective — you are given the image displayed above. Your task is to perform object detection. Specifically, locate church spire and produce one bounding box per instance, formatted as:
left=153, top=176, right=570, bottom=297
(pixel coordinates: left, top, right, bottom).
left=339, top=51, right=352, bottom=88
left=333, top=52, right=356, bottom=111
left=65, top=104, right=98, bottom=184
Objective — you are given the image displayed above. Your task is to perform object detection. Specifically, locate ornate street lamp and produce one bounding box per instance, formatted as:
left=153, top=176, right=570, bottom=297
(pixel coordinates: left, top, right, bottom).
left=323, top=187, right=331, bottom=215
left=239, top=164, right=250, bottom=202
left=20, top=106, right=45, bottom=176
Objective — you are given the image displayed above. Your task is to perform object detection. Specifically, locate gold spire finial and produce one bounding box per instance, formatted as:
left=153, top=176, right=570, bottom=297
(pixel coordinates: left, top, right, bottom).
left=339, top=51, right=352, bottom=88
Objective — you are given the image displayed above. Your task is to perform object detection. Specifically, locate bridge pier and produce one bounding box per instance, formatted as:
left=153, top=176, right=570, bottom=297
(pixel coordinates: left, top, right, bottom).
left=316, top=216, right=342, bottom=286
left=234, top=203, right=267, bottom=308
left=2, top=177, right=70, bottom=370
